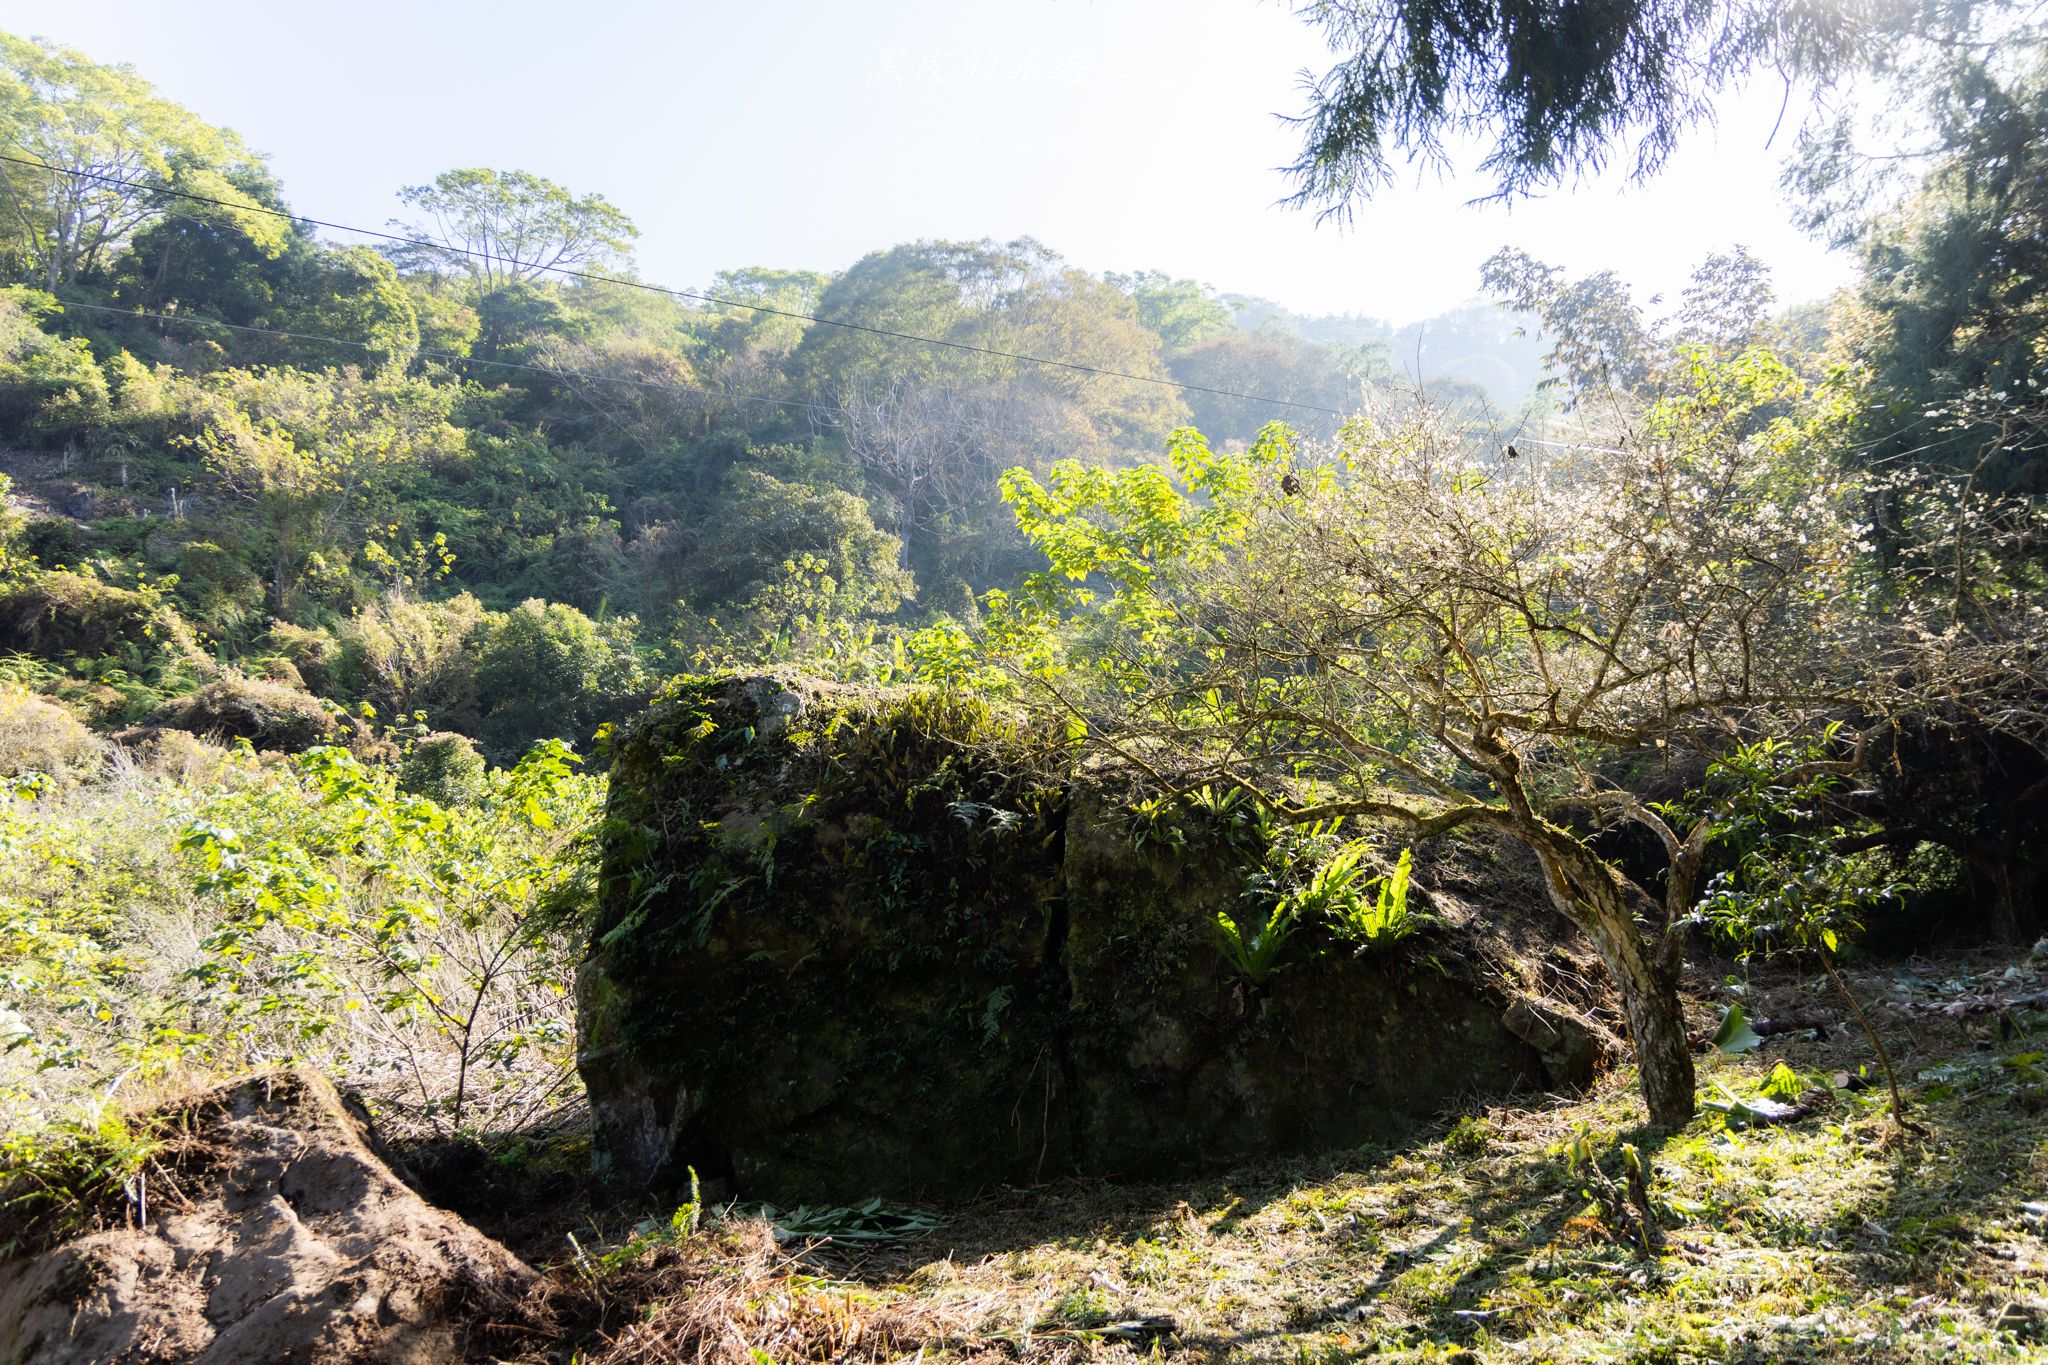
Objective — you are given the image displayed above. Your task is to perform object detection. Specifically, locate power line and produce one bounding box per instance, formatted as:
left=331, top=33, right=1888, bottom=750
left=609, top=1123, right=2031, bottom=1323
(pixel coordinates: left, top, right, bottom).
left=0, top=152, right=1347, bottom=418
left=49, top=298, right=846, bottom=418
left=45, top=298, right=1130, bottom=455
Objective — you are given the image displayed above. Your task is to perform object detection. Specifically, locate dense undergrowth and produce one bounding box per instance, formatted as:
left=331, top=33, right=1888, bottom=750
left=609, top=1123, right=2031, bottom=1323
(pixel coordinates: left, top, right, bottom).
left=0, top=728, right=600, bottom=1141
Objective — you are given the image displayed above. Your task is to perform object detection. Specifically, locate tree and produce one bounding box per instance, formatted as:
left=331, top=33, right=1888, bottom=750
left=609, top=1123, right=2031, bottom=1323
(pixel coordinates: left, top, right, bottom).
left=676, top=468, right=909, bottom=615
left=1481, top=247, right=1798, bottom=408
left=1672, top=246, right=1776, bottom=353
left=176, top=366, right=464, bottom=611
left=530, top=315, right=701, bottom=453
left=974, top=349, right=1883, bottom=1126
left=108, top=210, right=420, bottom=373
left=1105, top=270, right=1233, bottom=350
left=801, top=240, right=1188, bottom=580
left=0, top=288, right=110, bottom=444
left=111, top=163, right=298, bottom=324
left=1280, top=0, right=2005, bottom=213
left=1168, top=325, right=1364, bottom=444
left=794, top=238, right=1046, bottom=395
left=390, top=168, right=637, bottom=293
left=0, top=33, right=286, bottom=289
left=465, top=599, right=644, bottom=758
left=1481, top=248, right=1655, bottom=400
left=276, top=246, right=420, bottom=372
left=1822, top=50, right=2048, bottom=491
left=836, top=376, right=992, bottom=568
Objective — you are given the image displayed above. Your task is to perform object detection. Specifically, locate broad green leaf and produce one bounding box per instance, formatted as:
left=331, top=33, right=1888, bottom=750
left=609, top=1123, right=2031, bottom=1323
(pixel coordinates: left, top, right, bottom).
left=1712, top=1002, right=1764, bottom=1054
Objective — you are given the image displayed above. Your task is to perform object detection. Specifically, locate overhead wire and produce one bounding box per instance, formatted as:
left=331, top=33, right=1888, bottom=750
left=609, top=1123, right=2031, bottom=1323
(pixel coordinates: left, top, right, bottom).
left=0, top=151, right=1348, bottom=418
left=43, top=297, right=1170, bottom=458
left=49, top=298, right=848, bottom=420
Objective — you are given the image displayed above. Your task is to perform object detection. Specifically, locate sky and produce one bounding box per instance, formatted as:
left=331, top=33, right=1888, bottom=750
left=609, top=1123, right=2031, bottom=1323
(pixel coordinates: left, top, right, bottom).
left=0, top=0, right=1861, bottom=326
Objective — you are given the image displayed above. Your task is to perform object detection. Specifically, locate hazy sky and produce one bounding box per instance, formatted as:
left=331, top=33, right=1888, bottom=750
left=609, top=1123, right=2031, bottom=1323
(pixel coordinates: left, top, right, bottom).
left=3, top=0, right=1860, bottom=325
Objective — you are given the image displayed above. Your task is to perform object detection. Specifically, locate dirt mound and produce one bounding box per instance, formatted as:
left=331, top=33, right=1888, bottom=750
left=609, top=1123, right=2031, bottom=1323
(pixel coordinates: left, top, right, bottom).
left=0, top=1070, right=534, bottom=1364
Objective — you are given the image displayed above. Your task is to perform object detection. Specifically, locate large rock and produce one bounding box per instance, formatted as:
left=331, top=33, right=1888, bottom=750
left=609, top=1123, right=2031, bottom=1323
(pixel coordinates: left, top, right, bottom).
left=579, top=676, right=1572, bottom=1200
left=0, top=1070, right=533, bottom=1365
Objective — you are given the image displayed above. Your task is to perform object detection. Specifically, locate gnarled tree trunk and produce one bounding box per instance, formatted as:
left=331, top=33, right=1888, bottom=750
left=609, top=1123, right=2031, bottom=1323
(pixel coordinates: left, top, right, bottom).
left=1534, top=830, right=1696, bottom=1127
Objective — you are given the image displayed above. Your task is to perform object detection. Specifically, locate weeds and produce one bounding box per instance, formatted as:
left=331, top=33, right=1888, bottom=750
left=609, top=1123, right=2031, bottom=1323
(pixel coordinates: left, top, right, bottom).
left=0, top=1089, right=208, bottom=1257
left=747, top=1196, right=944, bottom=1248
left=518, top=1219, right=972, bottom=1364
left=1320, top=844, right=1412, bottom=947
left=1213, top=902, right=1300, bottom=987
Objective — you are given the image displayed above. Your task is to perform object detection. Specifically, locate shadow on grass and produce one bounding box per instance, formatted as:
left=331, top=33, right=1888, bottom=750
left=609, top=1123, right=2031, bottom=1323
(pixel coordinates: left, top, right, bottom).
left=830, top=1052, right=2044, bottom=1361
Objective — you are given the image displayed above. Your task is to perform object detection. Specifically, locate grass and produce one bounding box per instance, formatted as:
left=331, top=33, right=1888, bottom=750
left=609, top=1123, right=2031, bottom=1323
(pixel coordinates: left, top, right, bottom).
left=8, top=949, right=2043, bottom=1363
left=516, top=951, right=2048, bottom=1363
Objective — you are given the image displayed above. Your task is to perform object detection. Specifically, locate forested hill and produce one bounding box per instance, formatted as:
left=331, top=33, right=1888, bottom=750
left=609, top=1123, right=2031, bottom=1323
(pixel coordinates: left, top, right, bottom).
left=5, top=5, right=2048, bottom=1358
left=0, top=30, right=1585, bottom=760
left=0, top=28, right=2000, bottom=771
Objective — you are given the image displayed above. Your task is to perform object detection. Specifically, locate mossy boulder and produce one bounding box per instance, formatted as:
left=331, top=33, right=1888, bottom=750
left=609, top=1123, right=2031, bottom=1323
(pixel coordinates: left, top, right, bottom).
left=579, top=676, right=1563, bottom=1200
left=1060, top=792, right=1545, bottom=1175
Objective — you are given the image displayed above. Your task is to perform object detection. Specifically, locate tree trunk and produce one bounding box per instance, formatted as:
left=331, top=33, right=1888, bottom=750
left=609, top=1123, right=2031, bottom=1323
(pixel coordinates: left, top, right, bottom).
left=1537, top=835, right=1697, bottom=1127
left=273, top=536, right=292, bottom=615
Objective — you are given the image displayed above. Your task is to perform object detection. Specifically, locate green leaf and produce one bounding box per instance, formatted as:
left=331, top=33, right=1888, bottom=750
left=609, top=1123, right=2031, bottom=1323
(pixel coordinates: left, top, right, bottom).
left=1712, top=1002, right=1764, bottom=1054
left=1758, top=1061, right=1806, bottom=1100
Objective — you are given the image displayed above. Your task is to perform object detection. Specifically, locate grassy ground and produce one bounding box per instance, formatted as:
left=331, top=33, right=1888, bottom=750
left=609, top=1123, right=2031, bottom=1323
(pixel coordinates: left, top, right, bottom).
left=9, top=950, right=2044, bottom=1362
left=535, top=951, right=2048, bottom=1364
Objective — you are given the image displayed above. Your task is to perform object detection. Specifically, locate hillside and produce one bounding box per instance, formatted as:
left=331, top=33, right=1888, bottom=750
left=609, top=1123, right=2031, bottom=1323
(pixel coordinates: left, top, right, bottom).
left=3, top=9, right=2047, bottom=1365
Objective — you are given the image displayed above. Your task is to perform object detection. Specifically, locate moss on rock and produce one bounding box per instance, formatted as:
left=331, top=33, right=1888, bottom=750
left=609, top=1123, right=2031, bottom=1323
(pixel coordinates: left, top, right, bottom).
left=578, top=675, right=1555, bottom=1200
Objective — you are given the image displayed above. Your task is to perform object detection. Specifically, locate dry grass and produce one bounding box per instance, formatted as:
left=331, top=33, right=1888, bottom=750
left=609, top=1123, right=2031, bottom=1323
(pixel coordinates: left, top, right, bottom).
left=502, top=1220, right=998, bottom=1364
left=14, top=953, right=2042, bottom=1363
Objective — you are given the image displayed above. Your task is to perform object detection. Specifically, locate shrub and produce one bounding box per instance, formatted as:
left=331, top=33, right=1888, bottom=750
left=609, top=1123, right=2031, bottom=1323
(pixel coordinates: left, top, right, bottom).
left=261, top=656, right=306, bottom=688
left=0, top=571, right=162, bottom=660
left=0, top=686, right=104, bottom=783
left=680, top=469, right=911, bottom=615
left=328, top=591, right=484, bottom=719
left=155, top=674, right=342, bottom=752
left=266, top=622, right=340, bottom=694
left=172, top=541, right=266, bottom=632
left=0, top=289, right=110, bottom=444
left=16, top=518, right=83, bottom=568
left=135, top=728, right=232, bottom=784
left=399, top=730, right=487, bottom=806
left=466, top=598, right=644, bottom=757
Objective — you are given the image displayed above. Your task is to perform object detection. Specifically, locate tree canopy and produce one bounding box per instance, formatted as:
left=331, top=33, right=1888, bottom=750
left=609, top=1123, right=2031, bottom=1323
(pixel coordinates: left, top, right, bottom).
left=1282, top=0, right=2015, bottom=213
left=0, top=33, right=285, bottom=288
left=391, top=167, right=638, bottom=292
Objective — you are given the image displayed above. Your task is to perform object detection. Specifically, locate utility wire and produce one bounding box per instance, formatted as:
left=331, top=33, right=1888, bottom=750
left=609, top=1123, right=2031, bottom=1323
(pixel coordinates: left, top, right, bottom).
left=0, top=152, right=1347, bottom=417
left=46, top=298, right=1137, bottom=455
left=50, top=298, right=848, bottom=418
